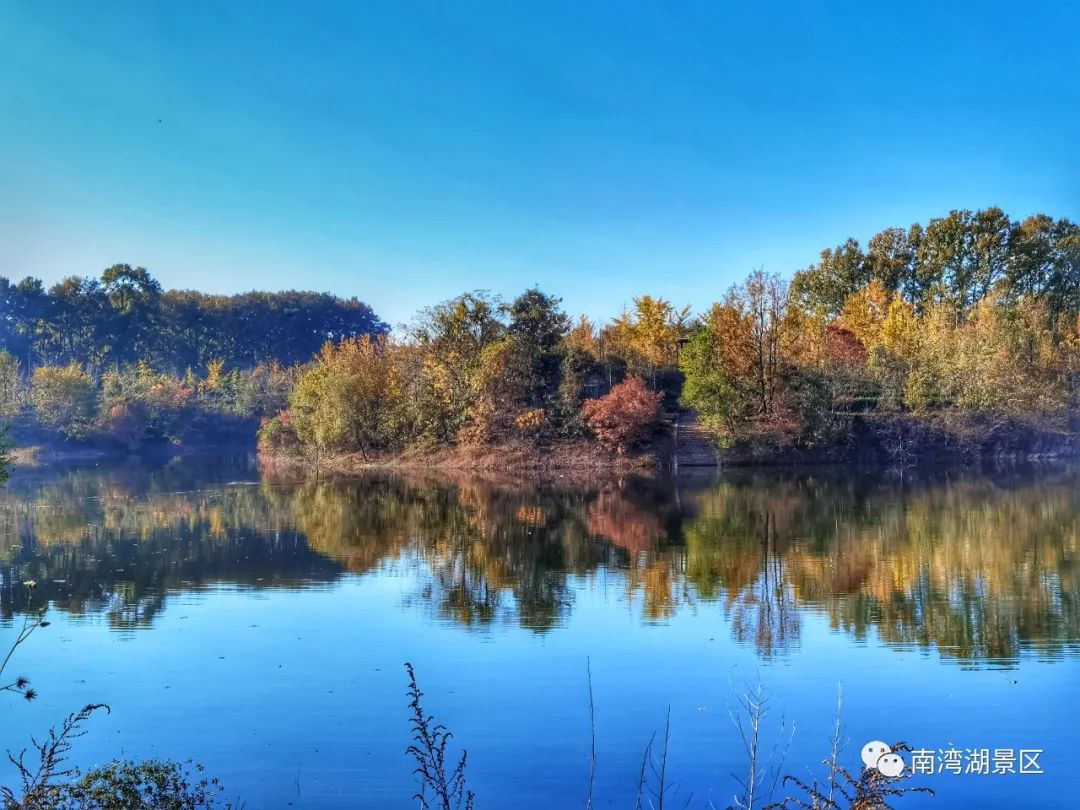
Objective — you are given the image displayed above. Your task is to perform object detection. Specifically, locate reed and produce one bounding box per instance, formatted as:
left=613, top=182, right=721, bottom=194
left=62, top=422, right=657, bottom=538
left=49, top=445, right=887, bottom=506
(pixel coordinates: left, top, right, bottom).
left=405, top=662, right=475, bottom=810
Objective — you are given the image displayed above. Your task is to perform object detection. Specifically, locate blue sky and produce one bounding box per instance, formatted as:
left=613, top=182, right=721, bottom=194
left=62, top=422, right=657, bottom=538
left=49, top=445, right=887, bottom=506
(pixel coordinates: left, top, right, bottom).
left=2, top=1, right=1077, bottom=327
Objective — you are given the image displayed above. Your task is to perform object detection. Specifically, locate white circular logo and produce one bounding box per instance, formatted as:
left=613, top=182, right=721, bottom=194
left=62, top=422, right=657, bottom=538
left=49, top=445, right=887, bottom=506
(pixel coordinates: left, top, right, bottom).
left=878, top=752, right=905, bottom=778
left=862, top=740, right=904, bottom=777
left=861, top=740, right=891, bottom=769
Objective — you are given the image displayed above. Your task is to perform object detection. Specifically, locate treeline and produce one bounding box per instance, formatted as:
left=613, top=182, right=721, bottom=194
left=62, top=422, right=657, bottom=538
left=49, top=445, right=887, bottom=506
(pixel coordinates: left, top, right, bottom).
left=2, top=208, right=1077, bottom=457
left=258, top=288, right=686, bottom=458
left=683, top=208, right=1079, bottom=447
left=0, top=264, right=387, bottom=448
left=0, top=264, right=387, bottom=372
left=263, top=206, right=1079, bottom=460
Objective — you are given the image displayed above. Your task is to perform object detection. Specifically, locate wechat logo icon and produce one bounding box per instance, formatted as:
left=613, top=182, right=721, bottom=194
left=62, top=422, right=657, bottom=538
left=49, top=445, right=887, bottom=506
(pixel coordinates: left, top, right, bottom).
left=862, top=740, right=905, bottom=777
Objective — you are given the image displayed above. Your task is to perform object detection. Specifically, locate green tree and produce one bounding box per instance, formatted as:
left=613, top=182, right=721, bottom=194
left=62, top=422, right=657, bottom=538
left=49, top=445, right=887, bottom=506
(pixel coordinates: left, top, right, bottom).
left=679, top=328, right=744, bottom=437
left=969, top=207, right=1012, bottom=302
left=1, top=267, right=388, bottom=374
left=790, top=238, right=869, bottom=317
left=865, top=227, right=914, bottom=294
left=505, top=288, right=570, bottom=407
left=1007, top=216, right=1080, bottom=318
left=682, top=270, right=828, bottom=444
left=916, top=209, right=976, bottom=315
left=101, top=264, right=164, bottom=364
left=38, top=277, right=113, bottom=368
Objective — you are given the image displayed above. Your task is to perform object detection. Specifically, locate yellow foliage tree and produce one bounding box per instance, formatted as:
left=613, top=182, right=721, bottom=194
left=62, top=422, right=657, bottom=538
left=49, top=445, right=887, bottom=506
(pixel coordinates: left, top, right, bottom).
left=289, top=335, right=401, bottom=455
left=203, top=358, right=226, bottom=391
left=31, top=364, right=96, bottom=439
left=839, top=280, right=891, bottom=350
left=609, top=295, right=691, bottom=384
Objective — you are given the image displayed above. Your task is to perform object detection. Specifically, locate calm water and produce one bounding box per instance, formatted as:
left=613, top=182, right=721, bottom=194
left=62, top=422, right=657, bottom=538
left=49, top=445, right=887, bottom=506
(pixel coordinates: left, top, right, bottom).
left=1, top=456, right=1078, bottom=808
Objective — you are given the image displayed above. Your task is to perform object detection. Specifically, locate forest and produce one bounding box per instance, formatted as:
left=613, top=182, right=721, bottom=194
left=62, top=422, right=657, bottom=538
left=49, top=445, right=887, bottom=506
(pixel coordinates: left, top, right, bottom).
left=0, top=263, right=387, bottom=371
left=1, top=208, right=1077, bottom=461
left=0, top=264, right=384, bottom=448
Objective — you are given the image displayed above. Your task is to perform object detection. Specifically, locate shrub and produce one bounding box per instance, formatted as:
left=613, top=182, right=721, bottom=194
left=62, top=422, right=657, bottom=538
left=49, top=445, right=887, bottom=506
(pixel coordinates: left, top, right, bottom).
left=581, top=375, right=662, bottom=454
left=31, top=364, right=96, bottom=440
left=289, top=336, right=399, bottom=455
left=97, top=365, right=195, bottom=447
left=257, top=409, right=302, bottom=455
left=50, top=759, right=234, bottom=810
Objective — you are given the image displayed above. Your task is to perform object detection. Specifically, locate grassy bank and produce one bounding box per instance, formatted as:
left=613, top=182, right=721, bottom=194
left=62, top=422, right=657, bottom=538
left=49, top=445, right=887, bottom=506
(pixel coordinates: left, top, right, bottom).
left=258, top=410, right=1078, bottom=478
left=259, top=439, right=661, bottom=476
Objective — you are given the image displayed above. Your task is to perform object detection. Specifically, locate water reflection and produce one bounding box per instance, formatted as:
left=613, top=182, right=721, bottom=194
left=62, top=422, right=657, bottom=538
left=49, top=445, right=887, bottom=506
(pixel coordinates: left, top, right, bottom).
left=1, top=458, right=1077, bottom=664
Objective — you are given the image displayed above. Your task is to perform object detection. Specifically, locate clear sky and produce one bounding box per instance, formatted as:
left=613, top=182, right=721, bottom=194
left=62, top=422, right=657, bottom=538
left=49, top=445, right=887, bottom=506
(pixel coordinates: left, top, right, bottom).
left=2, top=1, right=1077, bottom=328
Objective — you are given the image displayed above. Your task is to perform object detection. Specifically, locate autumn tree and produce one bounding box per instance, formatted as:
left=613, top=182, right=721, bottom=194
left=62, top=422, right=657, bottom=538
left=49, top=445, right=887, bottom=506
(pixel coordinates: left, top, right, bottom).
left=97, top=362, right=195, bottom=448
left=839, top=280, right=890, bottom=349
left=564, top=315, right=599, bottom=359
left=0, top=350, right=22, bottom=418
left=408, top=292, right=507, bottom=443
left=0, top=351, right=17, bottom=486
left=31, top=364, right=97, bottom=439
left=727, top=270, right=790, bottom=417
left=680, top=269, right=837, bottom=444
left=458, top=338, right=533, bottom=445
left=582, top=375, right=662, bottom=454
left=607, top=295, right=691, bottom=387
left=289, top=335, right=401, bottom=456
left=867, top=297, right=920, bottom=409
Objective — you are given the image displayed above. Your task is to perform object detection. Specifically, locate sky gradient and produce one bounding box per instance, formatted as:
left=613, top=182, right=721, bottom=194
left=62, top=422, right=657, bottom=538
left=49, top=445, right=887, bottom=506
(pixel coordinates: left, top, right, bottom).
left=2, top=0, right=1078, bottom=327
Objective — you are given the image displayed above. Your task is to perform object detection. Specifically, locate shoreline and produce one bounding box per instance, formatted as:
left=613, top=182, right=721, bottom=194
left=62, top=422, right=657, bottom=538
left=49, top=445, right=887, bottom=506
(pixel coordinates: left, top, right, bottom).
left=256, top=440, right=661, bottom=476
left=11, top=414, right=1077, bottom=474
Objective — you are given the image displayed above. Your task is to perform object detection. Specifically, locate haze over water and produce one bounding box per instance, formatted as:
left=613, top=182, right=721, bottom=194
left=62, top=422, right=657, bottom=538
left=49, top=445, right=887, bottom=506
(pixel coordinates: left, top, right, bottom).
left=2, top=456, right=1077, bottom=808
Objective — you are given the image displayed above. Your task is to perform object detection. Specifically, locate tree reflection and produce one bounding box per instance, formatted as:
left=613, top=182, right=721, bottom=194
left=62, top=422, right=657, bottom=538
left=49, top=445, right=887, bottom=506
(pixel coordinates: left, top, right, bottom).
left=684, top=468, right=1080, bottom=663
left=1, top=459, right=1077, bottom=664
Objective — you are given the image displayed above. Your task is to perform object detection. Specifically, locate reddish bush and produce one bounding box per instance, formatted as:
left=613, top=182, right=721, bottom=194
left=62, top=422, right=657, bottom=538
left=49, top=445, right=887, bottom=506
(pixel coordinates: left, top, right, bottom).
left=257, top=408, right=302, bottom=454
left=824, top=325, right=867, bottom=367
left=581, top=376, right=662, bottom=454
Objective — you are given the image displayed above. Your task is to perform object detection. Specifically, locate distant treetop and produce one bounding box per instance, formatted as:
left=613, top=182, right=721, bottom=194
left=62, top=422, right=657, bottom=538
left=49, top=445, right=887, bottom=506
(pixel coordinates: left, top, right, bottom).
left=0, top=266, right=388, bottom=372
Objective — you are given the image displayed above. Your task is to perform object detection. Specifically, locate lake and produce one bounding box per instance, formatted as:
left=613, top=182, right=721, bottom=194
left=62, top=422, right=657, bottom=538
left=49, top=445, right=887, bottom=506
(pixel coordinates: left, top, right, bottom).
left=1, top=456, right=1077, bottom=808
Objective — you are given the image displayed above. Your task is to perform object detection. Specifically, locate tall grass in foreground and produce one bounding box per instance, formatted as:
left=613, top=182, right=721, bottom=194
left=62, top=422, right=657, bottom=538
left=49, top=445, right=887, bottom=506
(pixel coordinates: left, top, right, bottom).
left=405, top=662, right=475, bottom=810
left=403, top=664, right=934, bottom=810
